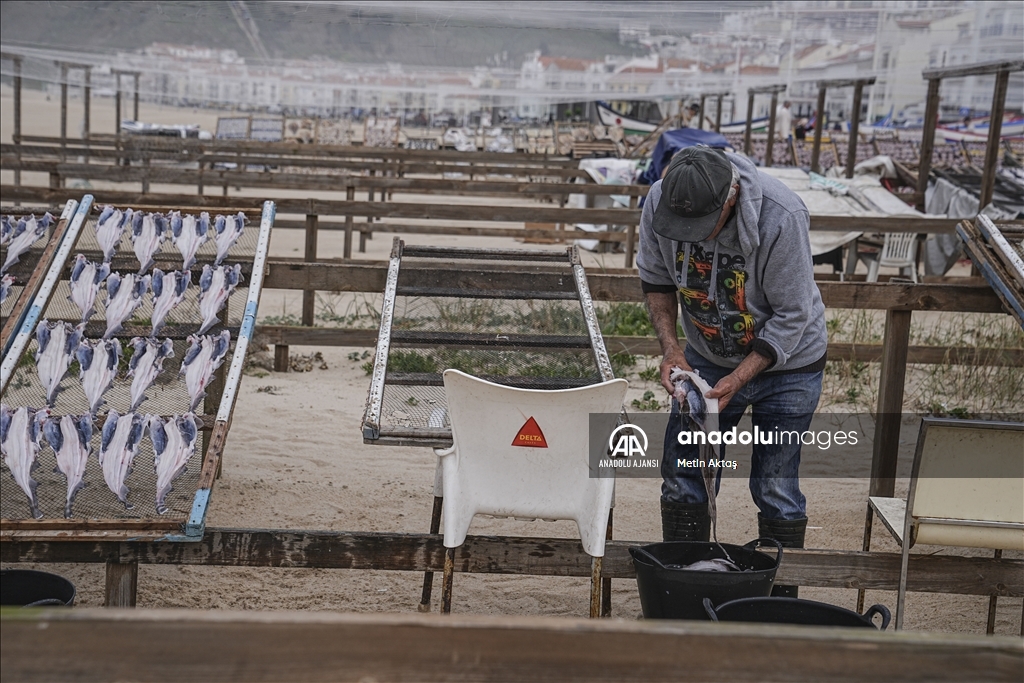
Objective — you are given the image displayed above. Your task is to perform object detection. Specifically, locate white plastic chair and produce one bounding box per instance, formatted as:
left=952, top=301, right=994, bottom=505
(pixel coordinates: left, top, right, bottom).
left=864, top=232, right=919, bottom=282
left=865, top=418, right=1023, bottom=632
left=435, top=369, right=628, bottom=616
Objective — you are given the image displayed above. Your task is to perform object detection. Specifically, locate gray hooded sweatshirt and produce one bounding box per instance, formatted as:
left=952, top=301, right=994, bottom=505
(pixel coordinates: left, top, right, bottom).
left=637, top=152, right=827, bottom=373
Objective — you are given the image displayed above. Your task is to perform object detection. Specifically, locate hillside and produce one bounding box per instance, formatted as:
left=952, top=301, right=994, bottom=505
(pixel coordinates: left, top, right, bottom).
left=0, top=1, right=637, bottom=67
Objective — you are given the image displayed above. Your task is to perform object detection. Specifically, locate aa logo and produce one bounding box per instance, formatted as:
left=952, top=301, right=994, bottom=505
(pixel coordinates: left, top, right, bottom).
left=607, top=424, right=648, bottom=458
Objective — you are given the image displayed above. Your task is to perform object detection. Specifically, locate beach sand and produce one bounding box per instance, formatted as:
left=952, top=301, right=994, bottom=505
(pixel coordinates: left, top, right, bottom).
left=2, top=86, right=1020, bottom=634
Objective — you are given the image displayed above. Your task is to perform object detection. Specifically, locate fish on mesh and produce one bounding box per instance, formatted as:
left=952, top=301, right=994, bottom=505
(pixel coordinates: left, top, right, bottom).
left=1, top=213, right=54, bottom=275
left=98, top=410, right=145, bottom=509
left=677, top=558, right=743, bottom=572
left=103, top=272, right=151, bottom=339
left=150, top=268, right=190, bottom=337
left=68, top=254, right=111, bottom=323
left=0, top=404, right=48, bottom=519
left=149, top=413, right=198, bottom=515
left=213, top=212, right=246, bottom=265
left=197, top=264, right=242, bottom=334
left=130, top=211, right=167, bottom=273
left=670, top=367, right=724, bottom=543
left=42, top=414, right=93, bottom=518
left=127, top=337, right=174, bottom=412
left=171, top=211, right=210, bottom=271
left=180, top=331, right=231, bottom=411
left=35, top=320, right=84, bottom=407
left=77, top=337, right=122, bottom=414
left=0, top=215, right=12, bottom=246
left=0, top=273, right=13, bottom=305
left=95, top=206, right=133, bottom=263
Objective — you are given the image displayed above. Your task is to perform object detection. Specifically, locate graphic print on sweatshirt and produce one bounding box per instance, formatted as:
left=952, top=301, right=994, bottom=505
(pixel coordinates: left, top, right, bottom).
left=675, top=243, right=755, bottom=358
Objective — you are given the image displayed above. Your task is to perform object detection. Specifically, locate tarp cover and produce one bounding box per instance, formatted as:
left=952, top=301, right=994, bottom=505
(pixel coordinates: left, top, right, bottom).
left=640, top=128, right=730, bottom=185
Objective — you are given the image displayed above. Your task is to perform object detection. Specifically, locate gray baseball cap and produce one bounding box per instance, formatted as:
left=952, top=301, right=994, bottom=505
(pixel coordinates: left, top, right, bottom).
left=652, top=145, right=735, bottom=243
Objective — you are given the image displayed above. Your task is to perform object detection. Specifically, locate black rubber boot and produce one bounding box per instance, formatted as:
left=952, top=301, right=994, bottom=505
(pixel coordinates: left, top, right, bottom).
left=758, top=514, right=807, bottom=598
left=661, top=500, right=711, bottom=542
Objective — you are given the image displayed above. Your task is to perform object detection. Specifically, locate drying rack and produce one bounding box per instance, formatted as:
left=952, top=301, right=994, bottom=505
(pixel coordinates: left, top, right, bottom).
left=958, top=214, right=1024, bottom=328
left=0, top=195, right=275, bottom=542
left=361, top=239, right=615, bottom=448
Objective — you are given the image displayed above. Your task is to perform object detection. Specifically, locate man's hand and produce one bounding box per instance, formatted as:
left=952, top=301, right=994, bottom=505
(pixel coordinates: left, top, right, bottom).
left=706, top=349, right=773, bottom=410
left=659, top=347, right=691, bottom=395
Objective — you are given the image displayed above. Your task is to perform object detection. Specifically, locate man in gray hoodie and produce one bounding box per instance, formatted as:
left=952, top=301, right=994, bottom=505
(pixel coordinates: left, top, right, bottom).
left=637, top=145, right=826, bottom=596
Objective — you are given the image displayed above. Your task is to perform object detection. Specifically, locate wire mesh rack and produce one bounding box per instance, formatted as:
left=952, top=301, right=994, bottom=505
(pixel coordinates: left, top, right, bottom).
left=0, top=196, right=275, bottom=540
left=361, top=239, right=614, bottom=448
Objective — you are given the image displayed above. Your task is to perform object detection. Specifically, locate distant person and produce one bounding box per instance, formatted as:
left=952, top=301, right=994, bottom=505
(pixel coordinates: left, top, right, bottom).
left=775, top=100, right=793, bottom=140
left=683, top=103, right=702, bottom=129
left=794, top=118, right=807, bottom=141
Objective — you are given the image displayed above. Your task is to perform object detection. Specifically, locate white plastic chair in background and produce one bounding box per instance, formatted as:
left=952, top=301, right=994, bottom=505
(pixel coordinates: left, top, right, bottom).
left=864, top=418, right=1023, bottom=632
left=434, top=369, right=628, bottom=617
left=864, top=232, right=919, bottom=282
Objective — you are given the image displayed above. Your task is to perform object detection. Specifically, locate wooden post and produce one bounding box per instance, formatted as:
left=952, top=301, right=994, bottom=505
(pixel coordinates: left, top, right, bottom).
left=698, top=95, right=706, bottom=130
left=744, top=92, right=755, bottom=156
left=344, top=185, right=355, bottom=259
left=846, top=81, right=865, bottom=179
left=624, top=194, right=638, bottom=269
left=715, top=94, right=723, bottom=132
left=810, top=86, right=826, bottom=174
left=870, top=309, right=912, bottom=498
left=141, top=158, right=150, bottom=193
left=302, top=214, right=318, bottom=326
left=59, top=63, right=68, bottom=144
left=274, top=344, right=289, bottom=373
left=83, top=67, right=91, bottom=140
left=765, top=92, right=778, bottom=168
left=114, top=73, right=122, bottom=135
left=104, top=560, right=138, bottom=607
left=133, top=72, right=140, bottom=121
left=601, top=508, right=613, bottom=617
left=204, top=364, right=227, bottom=479
left=12, top=56, right=21, bottom=186
left=915, top=78, right=941, bottom=212
left=979, top=69, right=1010, bottom=209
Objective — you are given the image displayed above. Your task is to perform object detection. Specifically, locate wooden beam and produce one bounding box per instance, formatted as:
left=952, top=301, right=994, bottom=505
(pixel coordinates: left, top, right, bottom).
left=814, top=77, right=878, bottom=89
left=1, top=530, right=1021, bottom=596
left=922, top=58, right=1024, bottom=81
left=104, top=559, right=137, bottom=607
left=811, top=86, right=826, bottom=174
left=765, top=91, right=779, bottom=168
left=979, top=69, right=1010, bottom=209
left=302, top=214, right=318, bottom=326
left=744, top=91, right=755, bottom=156
left=748, top=84, right=788, bottom=94
left=871, top=310, right=912, bottom=498
left=916, top=78, right=942, bottom=212
left=5, top=609, right=1021, bottom=683
left=845, top=81, right=864, bottom=179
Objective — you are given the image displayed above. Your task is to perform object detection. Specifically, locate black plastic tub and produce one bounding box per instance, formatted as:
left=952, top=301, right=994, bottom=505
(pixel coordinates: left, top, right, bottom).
left=629, top=538, right=782, bottom=620
left=0, top=569, right=76, bottom=607
left=705, top=596, right=891, bottom=630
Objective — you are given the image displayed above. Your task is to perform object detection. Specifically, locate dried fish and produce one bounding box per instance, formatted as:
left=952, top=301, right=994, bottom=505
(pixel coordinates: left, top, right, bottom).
left=0, top=215, right=13, bottom=246
left=149, top=413, right=198, bottom=514
left=197, top=263, right=242, bottom=334
left=98, top=410, right=145, bottom=509
left=35, top=320, right=84, bottom=407
left=180, top=331, right=231, bottom=411
left=77, top=337, right=122, bottom=414
left=0, top=273, right=13, bottom=305
left=42, top=414, right=93, bottom=518
left=171, top=211, right=210, bottom=271
left=130, top=211, right=167, bottom=273
left=127, top=337, right=174, bottom=411
left=95, top=206, right=132, bottom=263
left=150, top=268, right=190, bottom=337
left=1, top=213, right=54, bottom=275
left=213, top=212, right=246, bottom=265
left=68, top=254, right=111, bottom=323
left=678, top=558, right=743, bottom=572
left=103, top=272, right=150, bottom=339
left=0, top=405, right=48, bottom=519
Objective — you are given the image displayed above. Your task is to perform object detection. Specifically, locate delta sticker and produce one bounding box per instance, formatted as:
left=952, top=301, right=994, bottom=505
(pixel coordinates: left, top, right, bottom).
left=512, top=416, right=548, bottom=448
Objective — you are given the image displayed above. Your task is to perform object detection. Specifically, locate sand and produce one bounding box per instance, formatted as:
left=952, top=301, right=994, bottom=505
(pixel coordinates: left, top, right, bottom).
left=1, top=86, right=1021, bottom=635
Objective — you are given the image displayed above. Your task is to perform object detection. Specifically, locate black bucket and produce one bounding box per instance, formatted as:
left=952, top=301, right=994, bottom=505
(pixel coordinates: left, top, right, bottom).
left=0, top=569, right=76, bottom=607
left=630, top=538, right=782, bottom=620
left=704, top=596, right=891, bottom=630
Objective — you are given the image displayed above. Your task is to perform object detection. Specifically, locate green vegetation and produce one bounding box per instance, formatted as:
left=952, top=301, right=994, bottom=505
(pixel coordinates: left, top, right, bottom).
left=631, top=390, right=663, bottom=412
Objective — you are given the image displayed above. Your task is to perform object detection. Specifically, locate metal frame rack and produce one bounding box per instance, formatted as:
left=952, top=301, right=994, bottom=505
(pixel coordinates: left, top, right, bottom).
left=361, top=239, right=615, bottom=448
left=958, top=214, right=1024, bottom=328
left=0, top=195, right=276, bottom=542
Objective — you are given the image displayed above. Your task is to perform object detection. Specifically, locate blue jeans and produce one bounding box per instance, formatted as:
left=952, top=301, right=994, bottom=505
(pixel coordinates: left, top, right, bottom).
left=661, top=346, right=823, bottom=520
